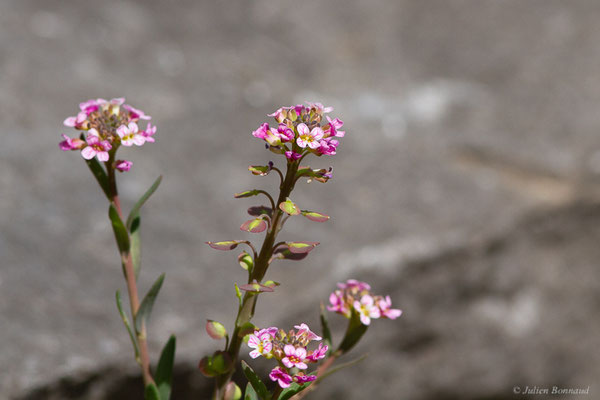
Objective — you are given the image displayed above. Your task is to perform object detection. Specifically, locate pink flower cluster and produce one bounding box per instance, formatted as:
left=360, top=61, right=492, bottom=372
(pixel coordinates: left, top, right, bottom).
left=328, top=279, right=402, bottom=325
left=246, top=323, right=327, bottom=388
left=252, top=102, right=344, bottom=160
left=59, top=98, right=157, bottom=172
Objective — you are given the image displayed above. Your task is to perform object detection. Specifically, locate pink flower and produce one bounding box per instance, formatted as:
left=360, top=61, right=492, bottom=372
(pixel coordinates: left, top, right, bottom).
left=124, top=104, right=151, bottom=120
left=325, top=116, right=345, bottom=138
left=268, top=108, right=286, bottom=123
left=327, top=289, right=350, bottom=317
left=63, top=111, right=87, bottom=128
left=282, top=345, right=308, bottom=369
left=285, top=151, right=302, bottom=160
left=377, top=295, right=402, bottom=320
left=338, top=279, right=371, bottom=291
left=79, top=99, right=100, bottom=115
left=141, top=123, right=157, bottom=143
left=306, top=102, right=333, bottom=113
left=296, top=123, right=323, bottom=149
left=353, top=295, right=381, bottom=326
left=276, top=123, right=294, bottom=142
left=317, top=137, right=338, bottom=156
left=81, top=130, right=112, bottom=162
left=306, top=343, right=328, bottom=362
left=269, top=367, right=293, bottom=388
left=294, top=374, right=317, bottom=384
left=247, top=330, right=274, bottom=359
left=97, top=97, right=125, bottom=106
left=252, top=123, right=270, bottom=139
left=117, top=122, right=145, bottom=147
left=294, top=323, right=322, bottom=341
left=115, top=160, right=133, bottom=172
left=59, top=134, right=85, bottom=151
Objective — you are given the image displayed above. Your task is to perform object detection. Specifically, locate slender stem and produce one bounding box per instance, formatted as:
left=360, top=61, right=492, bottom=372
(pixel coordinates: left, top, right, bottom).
left=257, top=190, right=275, bottom=211
left=213, top=161, right=300, bottom=398
left=271, top=166, right=284, bottom=184
left=107, top=162, right=155, bottom=386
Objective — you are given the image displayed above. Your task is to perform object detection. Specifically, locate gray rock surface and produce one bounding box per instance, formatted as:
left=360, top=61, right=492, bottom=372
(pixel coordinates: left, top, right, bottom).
left=1, top=0, right=599, bottom=399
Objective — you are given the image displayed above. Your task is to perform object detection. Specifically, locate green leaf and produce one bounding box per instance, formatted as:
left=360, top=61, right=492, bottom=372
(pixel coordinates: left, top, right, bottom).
left=129, top=214, right=141, bottom=279
left=337, top=311, right=369, bottom=354
left=135, top=273, right=165, bottom=334
left=278, top=382, right=312, bottom=400
left=82, top=146, right=110, bottom=199
left=144, top=383, right=161, bottom=400
left=234, top=189, right=260, bottom=199
left=126, top=175, right=162, bottom=231
left=278, top=198, right=300, bottom=216
left=109, top=204, right=130, bottom=254
left=244, top=383, right=258, bottom=400
left=115, top=291, right=139, bottom=360
left=155, top=335, right=176, bottom=400
left=319, top=303, right=333, bottom=352
left=241, top=360, right=269, bottom=400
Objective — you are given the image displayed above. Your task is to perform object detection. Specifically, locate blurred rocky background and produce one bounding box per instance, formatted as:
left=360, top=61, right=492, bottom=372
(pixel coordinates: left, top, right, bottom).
left=1, top=0, right=599, bottom=399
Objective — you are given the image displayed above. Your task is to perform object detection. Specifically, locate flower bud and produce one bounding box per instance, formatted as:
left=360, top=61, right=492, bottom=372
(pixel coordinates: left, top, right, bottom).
left=206, top=320, right=227, bottom=340
left=224, top=382, right=242, bottom=400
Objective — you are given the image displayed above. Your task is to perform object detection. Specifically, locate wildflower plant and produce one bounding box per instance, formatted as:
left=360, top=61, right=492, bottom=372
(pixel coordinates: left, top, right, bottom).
left=201, top=103, right=401, bottom=400
left=60, top=100, right=401, bottom=400
left=60, top=98, right=175, bottom=400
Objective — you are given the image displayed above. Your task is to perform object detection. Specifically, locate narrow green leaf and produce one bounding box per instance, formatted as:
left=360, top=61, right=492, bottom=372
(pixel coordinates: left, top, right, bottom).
left=144, top=383, right=161, bottom=400
left=244, top=383, right=258, bottom=400
left=241, top=361, right=269, bottom=400
left=135, top=273, right=165, bottom=334
left=82, top=145, right=110, bottom=199
left=155, top=335, right=176, bottom=400
left=115, top=291, right=139, bottom=360
left=278, top=381, right=312, bottom=400
left=319, top=303, right=333, bottom=352
left=126, top=175, right=162, bottom=230
left=130, top=214, right=141, bottom=279
left=109, top=204, right=130, bottom=254
left=337, top=311, right=368, bottom=354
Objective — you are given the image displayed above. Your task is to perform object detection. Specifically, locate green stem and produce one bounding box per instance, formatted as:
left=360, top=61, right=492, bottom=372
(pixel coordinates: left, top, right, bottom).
left=107, top=156, right=155, bottom=387
left=213, top=161, right=299, bottom=399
